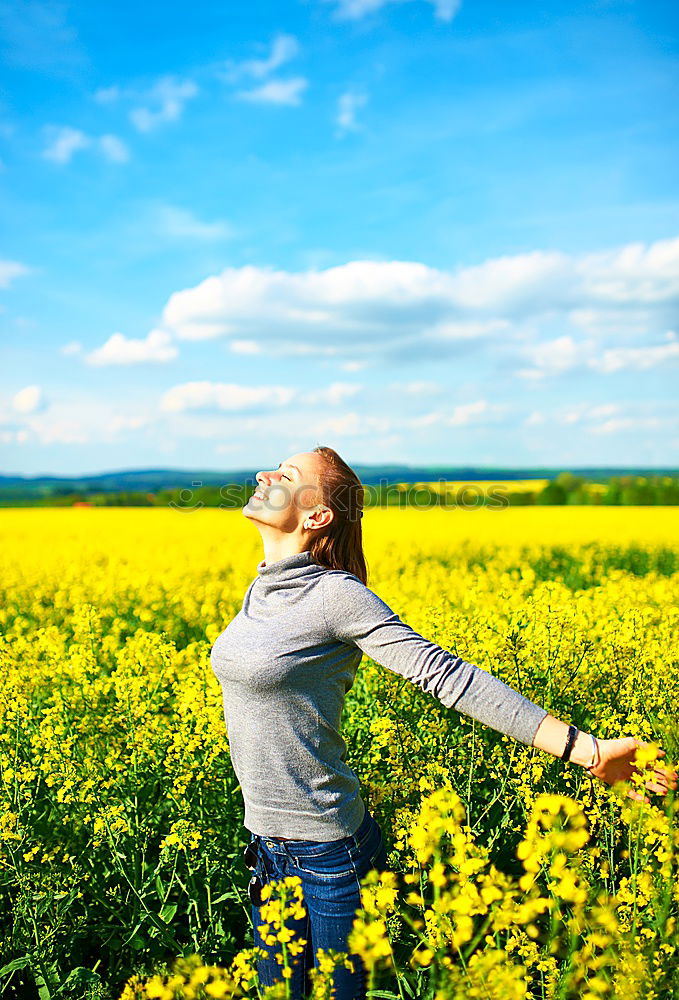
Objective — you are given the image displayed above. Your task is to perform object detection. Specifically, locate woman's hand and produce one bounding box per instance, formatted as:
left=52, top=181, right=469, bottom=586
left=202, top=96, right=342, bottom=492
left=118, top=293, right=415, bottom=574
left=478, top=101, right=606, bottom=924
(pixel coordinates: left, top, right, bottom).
left=586, top=737, right=678, bottom=803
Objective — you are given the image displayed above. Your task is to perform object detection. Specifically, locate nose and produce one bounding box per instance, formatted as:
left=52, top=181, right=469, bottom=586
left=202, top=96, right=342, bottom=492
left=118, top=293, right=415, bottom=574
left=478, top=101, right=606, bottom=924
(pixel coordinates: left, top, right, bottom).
left=256, top=469, right=278, bottom=487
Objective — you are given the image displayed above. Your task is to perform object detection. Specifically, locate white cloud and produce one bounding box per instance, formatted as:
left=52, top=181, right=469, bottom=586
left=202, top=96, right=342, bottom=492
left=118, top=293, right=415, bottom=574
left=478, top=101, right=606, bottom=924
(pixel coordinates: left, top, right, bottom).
left=555, top=399, right=679, bottom=436
left=41, top=125, right=130, bottom=165
left=156, top=259, right=473, bottom=346
left=94, top=85, right=121, bottom=104
left=336, top=92, right=368, bottom=135
left=517, top=330, right=679, bottom=379
left=431, top=0, right=461, bottom=19
left=235, top=77, right=308, bottom=106
left=61, top=340, right=82, bottom=355
left=154, top=204, right=235, bottom=241
left=0, top=392, right=157, bottom=447
left=527, top=402, right=677, bottom=438
left=448, top=249, right=571, bottom=312
left=524, top=410, right=545, bottom=426
left=0, top=259, right=31, bottom=288
left=219, top=33, right=300, bottom=82
left=85, top=329, right=178, bottom=366
left=340, top=360, right=370, bottom=372
left=141, top=235, right=679, bottom=368
left=302, top=382, right=363, bottom=405
left=578, top=239, right=679, bottom=304
left=158, top=379, right=362, bottom=414
left=315, top=411, right=394, bottom=436
left=568, top=306, right=651, bottom=338
left=129, top=76, right=198, bottom=132
left=590, top=416, right=667, bottom=435
left=587, top=403, right=620, bottom=419
left=448, top=399, right=489, bottom=426
left=0, top=428, right=27, bottom=444
left=589, top=331, right=679, bottom=373
left=98, top=133, right=130, bottom=163
left=312, top=398, right=497, bottom=437
left=407, top=400, right=506, bottom=429
left=230, top=339, right=261, bottom=354
left=29, top=420, right=89, bottom=445
left=322, top=0, right=462, bottom=21
left=160, top=382, right=296, bottom=413
left=559, top=403, right=620, bottom=425
left=106, top=414, right=149, bottom=434
left=560, top=404, right=589, bottom=425
left=41, top=125, right=90, bottom=164
left=407, top=411, right=442, bottom=428
left=218, top=34, right=307, bottom=107
left=516, top=335, right=593, bottom=379
left=13, top=385, right=47, bottom=414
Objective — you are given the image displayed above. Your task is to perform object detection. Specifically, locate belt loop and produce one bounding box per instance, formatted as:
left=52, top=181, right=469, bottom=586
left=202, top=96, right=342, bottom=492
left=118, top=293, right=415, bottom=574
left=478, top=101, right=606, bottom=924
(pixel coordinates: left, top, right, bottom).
left=266, top=837, right=292, bottom=862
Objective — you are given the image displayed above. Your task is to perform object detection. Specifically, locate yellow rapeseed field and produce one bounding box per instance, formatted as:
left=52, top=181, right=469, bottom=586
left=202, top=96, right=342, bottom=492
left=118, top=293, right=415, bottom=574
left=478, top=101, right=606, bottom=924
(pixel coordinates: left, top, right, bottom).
left=1, top=507, right=678, bottom=1000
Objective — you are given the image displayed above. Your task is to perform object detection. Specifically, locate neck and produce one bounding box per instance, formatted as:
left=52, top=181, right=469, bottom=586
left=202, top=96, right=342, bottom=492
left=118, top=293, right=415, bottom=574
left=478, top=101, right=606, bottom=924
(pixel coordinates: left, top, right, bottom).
left=257, top=527, right=310, bottom=568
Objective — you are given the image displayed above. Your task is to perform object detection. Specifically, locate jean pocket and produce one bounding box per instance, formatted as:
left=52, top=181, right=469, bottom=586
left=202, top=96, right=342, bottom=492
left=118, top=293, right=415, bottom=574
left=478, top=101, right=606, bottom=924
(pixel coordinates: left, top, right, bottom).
left=292, top=841, right=355, bottom=879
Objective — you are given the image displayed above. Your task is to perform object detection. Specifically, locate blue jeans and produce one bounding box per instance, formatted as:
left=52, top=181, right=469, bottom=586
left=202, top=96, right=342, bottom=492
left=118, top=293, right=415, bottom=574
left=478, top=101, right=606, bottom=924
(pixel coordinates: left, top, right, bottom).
left=248, top=806, right=389, bottom=1000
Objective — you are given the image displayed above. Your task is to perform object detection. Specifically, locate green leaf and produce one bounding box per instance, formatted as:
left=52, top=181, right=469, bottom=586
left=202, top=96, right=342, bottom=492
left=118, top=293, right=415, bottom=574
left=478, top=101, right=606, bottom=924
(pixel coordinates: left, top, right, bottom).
left=53, top=968, right=102, bottom=996
left=0, top=955, right=31, bottom=976
left=33, top=967, right=54, bottom=1000
left=160, top=902, right=178, bottom=923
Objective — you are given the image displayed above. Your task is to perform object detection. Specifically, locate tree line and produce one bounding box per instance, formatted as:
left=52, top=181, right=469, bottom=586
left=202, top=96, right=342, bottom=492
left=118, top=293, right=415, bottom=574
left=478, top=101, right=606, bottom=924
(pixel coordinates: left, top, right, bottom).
left=1, top=473, right=677, bottom=508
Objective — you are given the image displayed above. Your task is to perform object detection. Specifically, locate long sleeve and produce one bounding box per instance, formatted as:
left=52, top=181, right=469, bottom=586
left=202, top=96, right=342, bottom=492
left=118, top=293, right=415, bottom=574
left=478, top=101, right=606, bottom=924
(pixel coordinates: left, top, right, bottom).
left=322, top=570, right=548, bottom=747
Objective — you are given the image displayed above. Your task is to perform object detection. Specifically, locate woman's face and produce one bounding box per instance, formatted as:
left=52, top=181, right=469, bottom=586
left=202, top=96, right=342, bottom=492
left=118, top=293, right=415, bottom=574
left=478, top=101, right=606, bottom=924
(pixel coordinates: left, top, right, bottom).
left=243, top=450, right=332, bottom=535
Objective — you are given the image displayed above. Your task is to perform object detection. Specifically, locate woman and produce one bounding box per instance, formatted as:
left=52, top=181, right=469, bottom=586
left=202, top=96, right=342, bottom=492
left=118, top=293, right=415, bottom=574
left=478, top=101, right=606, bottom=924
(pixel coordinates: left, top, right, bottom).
left=210, top=445, right=676, bottom=1000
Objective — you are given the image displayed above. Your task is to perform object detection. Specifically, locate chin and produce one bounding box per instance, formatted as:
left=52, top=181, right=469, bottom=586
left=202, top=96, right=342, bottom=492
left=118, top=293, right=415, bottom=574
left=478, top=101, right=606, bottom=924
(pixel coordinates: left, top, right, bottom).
left=243, top=503, right=267, bottom=523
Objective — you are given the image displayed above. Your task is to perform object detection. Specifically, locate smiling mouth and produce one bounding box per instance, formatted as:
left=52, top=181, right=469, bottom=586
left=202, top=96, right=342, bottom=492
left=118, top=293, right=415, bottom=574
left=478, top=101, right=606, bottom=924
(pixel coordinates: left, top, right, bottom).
left=253, top=490, right=267, bottom=500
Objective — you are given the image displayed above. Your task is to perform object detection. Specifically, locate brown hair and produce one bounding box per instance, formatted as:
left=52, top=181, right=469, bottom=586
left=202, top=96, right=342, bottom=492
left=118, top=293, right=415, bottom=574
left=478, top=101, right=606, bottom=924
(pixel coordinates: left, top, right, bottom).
left=308, top=445, right=368, bottom=585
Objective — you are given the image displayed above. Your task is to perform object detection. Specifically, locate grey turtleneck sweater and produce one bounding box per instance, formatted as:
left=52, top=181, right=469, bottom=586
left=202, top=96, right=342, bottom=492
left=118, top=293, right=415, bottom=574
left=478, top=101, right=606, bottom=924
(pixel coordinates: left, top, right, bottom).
left=209, top=549, right=548, bottom=840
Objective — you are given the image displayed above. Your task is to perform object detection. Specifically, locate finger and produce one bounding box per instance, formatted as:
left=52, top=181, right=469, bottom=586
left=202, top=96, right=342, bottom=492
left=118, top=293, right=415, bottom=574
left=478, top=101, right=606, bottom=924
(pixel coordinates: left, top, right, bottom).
left=645, top=780, right=670, bottom=795
left=627, top=789, right=650, bottom=805
left=654, top=767, right=677, bottom=787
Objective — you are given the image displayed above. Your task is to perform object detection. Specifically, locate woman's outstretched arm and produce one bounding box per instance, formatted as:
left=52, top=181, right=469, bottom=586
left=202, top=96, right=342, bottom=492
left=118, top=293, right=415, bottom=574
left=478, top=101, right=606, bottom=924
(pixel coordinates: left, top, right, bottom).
left=322, top=570, right=677, bottom=802
left=322, top=569, right=549, bottom=747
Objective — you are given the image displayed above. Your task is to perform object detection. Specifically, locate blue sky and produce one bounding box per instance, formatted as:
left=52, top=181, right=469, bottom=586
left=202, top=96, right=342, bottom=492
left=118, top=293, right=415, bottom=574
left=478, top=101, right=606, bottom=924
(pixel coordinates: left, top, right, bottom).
left=1, top=0, right=678, bottom=476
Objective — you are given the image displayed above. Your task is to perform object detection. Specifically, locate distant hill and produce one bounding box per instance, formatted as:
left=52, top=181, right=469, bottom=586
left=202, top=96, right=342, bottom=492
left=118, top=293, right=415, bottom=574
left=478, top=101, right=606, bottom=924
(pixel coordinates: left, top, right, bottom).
left=0, top=464, right=677, bottom=498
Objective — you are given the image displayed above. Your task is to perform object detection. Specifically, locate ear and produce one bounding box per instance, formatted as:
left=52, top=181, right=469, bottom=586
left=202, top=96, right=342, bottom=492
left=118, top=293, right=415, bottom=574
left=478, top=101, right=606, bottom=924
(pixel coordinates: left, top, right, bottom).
left=304, top=506, right=333, bottom=530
